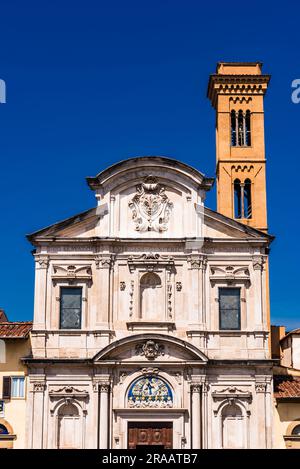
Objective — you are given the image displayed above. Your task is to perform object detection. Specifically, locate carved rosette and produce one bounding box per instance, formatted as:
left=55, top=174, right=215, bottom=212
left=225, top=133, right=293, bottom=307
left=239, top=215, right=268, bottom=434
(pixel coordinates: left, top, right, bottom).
left=129, top=176, right=173, bottom=232
left=136, top=340, right=165, bottom=360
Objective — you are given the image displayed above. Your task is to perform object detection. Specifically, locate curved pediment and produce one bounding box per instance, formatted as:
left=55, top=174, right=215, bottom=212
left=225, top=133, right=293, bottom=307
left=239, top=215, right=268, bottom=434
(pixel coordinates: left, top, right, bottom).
left=93, top=333, right=208, bottom=363
left=86, top=156, right=214, bottom=238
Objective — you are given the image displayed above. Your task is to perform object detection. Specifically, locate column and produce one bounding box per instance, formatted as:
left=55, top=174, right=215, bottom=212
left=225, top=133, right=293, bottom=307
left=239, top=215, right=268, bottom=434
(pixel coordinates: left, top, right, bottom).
left=31, top=380, right=46, bottom=448
left=201, top=382, right=209, bottom=448
left=99, top=384, right=110, bottom=449
left=255, top=381, right=267, bottom=448
left=191, top=384, right=201, bottom=449
left=33, top=256, right=49, bottom=330
left=95, top=255, right=113, bottom=326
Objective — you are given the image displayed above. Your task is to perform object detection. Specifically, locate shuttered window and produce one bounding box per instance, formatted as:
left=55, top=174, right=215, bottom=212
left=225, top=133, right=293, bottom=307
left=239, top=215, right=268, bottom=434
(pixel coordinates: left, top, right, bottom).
left=2, top=376, right=11, bottom=399
left=219, top=288, right=241, bottom=330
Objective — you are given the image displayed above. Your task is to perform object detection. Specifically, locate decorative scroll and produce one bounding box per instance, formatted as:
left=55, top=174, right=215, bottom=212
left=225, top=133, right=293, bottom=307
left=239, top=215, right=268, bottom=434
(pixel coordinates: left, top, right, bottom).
left=129, top=176, right=173, bottom=232
left=128, top=376, right=173, bottom=408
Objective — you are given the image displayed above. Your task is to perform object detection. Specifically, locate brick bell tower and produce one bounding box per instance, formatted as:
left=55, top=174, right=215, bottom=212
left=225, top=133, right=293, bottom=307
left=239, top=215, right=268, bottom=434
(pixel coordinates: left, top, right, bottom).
left=207, top=62, right=270, bottom=232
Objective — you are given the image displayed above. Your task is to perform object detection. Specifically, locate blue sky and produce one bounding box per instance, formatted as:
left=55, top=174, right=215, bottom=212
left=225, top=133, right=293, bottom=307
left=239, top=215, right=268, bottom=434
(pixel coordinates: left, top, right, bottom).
left=0, top=0, right=299, bottom=328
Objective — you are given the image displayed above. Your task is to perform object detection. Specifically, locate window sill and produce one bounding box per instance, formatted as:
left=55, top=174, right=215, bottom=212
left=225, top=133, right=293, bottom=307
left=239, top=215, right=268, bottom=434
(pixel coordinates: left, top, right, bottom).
left=126, top=321, right=176, bottom=332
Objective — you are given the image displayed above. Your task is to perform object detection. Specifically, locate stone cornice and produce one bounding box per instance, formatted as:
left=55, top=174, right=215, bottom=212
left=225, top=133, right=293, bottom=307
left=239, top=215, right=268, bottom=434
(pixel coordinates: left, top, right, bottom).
left=207, top=74, right=271, bottom=108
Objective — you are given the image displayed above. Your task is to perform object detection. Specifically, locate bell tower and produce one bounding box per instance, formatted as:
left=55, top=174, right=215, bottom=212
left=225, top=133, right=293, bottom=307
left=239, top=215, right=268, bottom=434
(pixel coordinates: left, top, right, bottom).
left=207, top=62, right=270, bottom=232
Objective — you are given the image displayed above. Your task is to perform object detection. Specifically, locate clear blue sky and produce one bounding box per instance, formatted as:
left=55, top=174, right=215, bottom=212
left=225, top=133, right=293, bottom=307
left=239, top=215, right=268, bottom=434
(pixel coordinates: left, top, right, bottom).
left=0, top=1, right=298, bottom=329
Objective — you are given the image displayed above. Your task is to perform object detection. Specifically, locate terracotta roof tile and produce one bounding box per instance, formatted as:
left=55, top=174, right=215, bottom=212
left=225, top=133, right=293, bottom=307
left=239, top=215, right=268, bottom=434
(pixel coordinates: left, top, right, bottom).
left=0, top=322, right=32, bottom=338
left=274, top=375, right=300, bottom=398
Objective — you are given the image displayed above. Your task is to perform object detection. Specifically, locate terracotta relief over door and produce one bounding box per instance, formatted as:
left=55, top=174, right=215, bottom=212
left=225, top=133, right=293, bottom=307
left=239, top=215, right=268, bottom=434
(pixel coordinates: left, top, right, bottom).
left=128, top=422, right=173, bottom=449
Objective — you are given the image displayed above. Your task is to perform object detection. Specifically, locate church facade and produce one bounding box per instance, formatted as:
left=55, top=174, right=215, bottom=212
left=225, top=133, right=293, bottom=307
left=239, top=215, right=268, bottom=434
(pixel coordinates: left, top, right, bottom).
left=25, top=62, right=275, bottom=449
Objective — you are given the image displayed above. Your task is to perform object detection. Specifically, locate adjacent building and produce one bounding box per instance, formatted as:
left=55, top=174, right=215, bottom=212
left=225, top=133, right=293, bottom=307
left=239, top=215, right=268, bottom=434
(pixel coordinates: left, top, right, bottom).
left=0, top=315, right=32, bottom=448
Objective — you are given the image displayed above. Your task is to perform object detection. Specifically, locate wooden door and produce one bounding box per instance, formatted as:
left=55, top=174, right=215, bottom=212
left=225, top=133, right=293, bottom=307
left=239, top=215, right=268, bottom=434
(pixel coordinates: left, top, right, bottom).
left=128, top=422, right=172, bottom=449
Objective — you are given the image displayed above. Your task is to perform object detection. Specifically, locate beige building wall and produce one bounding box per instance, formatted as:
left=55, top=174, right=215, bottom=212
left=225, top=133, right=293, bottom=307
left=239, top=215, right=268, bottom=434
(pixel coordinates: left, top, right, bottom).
left=0, top=338, right=31, bottom=448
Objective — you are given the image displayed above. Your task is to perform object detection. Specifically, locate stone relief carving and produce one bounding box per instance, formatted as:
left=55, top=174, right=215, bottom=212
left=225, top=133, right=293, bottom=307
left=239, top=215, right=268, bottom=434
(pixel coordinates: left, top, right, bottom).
left=135, top=340, right=165, bottom=360
left=49, top=386, right=89, bottom=398
left=128, top=176, right=173, bottom=232
left=127, top=252, right=174, bottom=273
left=176, top=281, right=182, bottom=291
left=52, top=264, right=92, bottom=280
left=129, top=280, right=134, bottom=317
left=120, top=281, right=126, bottom=291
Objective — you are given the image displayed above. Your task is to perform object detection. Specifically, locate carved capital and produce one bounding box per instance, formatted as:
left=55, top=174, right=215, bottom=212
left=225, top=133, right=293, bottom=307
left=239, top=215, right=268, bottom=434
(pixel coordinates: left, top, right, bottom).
left=33, top=382, right=46, bottom=392
left=95, top=255, right=115, bottom=269
left=252, top=255, right=266, bottom=271
left=255, top=383, right=267, bottom=393
left=191, top=384, right=201, bottom=393
left=100, top=384, right=110, bottom=393
left=36, top=256, right=49, bottom=269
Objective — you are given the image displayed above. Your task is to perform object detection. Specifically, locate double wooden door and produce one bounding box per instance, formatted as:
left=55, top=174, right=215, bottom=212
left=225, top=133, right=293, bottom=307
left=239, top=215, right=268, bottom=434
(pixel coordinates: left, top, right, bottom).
left=128, top=422, right=173, bottom=449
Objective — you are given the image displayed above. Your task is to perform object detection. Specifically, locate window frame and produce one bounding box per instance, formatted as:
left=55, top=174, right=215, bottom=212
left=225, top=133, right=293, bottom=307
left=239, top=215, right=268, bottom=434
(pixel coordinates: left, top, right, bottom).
left=219, top=287, right=241, bottom=331
left=59, top=286, right=83, bottom=330
left=11, top=376, right=25, bottom=399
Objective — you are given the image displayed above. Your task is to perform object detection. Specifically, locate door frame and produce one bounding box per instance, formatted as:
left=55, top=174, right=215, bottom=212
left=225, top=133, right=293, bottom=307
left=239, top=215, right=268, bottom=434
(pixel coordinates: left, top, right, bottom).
left=113, top=409, right=188, bottom=449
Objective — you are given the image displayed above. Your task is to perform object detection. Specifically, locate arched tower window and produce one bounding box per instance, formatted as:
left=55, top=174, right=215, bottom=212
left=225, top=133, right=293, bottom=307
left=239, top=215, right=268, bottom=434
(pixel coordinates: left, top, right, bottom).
left=234, top=179, right=242, bottom=219
left=140, top=272, right=163, bottom=320
left=234, top=178, right=252, bottom=219
left=221, top=403, right=245, bottom=449
left=231, top=110, right=237, bottom=146
left=57, top=403, right=81, bottom=449
left=231, top=110, right=251, bottom=147
left=244, top=179, right=252, bottom=219
left=245, top=110, right=251, bottom=146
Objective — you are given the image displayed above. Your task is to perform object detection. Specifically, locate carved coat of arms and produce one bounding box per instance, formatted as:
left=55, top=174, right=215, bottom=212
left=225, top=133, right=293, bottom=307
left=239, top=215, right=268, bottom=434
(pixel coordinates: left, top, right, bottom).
left=129, top=176, right=173, bottom=232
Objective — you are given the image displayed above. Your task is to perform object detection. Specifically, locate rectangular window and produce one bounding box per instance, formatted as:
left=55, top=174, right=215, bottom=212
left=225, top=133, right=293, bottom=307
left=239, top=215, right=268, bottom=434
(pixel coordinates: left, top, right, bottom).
left=219, top=287, right=241, bottom=330
left=60, top=287, right=82, bottom=329
left=11, top=377, right=25, bottom=398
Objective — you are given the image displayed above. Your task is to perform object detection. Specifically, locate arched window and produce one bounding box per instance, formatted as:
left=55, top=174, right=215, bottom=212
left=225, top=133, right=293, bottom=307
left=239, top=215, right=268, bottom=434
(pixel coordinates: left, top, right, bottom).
left=234, top=179, right=242, bottom=219
left=231, top=110, right=237, bottom=146
left=237, top=110, right=244, bottom=146
left=244, top=179, right=252, bottom=219
left=128, top=376, right=173, bottom=408
left=231, top=110, right=251, bottom=147
left=222, top=403, right=245, bottom=449
left=57, top=403, right=81, bottom=449
left=0, top=424, right=8, bottom=435
left=234, top=178, right=252, bottom=219
left=245, top=110, right=251, bottom=145
left=140, top=272, right=163, bottom=320
left=292, top=424, right=300, bottom=435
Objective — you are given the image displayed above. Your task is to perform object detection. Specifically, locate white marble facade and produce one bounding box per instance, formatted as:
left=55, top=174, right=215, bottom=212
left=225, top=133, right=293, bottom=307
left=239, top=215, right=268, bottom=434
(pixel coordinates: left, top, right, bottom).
left=25, top=157, right=274, bottom=449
